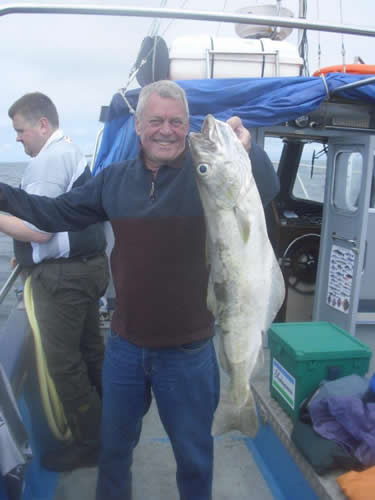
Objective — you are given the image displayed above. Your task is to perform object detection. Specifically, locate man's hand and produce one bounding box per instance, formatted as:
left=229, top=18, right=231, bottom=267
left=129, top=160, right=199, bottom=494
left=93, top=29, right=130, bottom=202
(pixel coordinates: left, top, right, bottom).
left=226, top=116, right=251, bottom=153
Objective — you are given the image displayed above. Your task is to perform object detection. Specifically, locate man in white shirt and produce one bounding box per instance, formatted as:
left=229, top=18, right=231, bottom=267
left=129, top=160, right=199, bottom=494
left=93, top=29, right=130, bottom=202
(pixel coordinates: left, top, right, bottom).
left=1, top=92, right=109, bottom=471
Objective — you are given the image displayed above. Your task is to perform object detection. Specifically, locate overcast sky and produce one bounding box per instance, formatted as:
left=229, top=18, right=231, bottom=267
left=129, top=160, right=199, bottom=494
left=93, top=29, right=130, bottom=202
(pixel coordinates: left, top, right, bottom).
left=0, top=0, right=374, bottom=161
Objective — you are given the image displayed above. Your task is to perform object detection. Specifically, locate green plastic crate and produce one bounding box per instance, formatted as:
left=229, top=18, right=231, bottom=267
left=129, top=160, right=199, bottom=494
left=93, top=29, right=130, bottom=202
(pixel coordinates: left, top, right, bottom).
left=268, top=321, right=372, bottom=421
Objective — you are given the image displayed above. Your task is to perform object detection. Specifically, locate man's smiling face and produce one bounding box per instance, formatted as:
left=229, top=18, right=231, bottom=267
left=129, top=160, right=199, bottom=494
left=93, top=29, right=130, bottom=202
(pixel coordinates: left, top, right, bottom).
left=135, top=93, right=189, bottom=170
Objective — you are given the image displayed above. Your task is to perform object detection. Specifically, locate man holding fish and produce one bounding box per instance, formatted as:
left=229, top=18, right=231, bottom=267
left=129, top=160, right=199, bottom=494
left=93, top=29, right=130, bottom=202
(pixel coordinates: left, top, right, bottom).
left=0, top=80, right=283, bottom=500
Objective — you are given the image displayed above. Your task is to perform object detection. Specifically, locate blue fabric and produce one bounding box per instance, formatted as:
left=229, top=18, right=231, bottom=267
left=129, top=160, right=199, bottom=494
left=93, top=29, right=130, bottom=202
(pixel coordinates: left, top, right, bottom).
left=93, top=74, right=375, bottom=175
left=309, top=396, right=375, bottom=467
left=96, top=332, right=220, bottom=500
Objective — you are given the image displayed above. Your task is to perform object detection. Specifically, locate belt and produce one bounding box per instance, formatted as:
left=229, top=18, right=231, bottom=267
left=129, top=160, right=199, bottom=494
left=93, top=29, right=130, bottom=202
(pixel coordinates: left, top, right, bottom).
left=43, top=251, right=105, bottom=265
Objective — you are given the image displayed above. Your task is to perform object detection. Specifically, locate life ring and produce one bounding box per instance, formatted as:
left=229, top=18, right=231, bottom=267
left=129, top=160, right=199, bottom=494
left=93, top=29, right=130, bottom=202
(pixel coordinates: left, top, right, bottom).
left=313, top=64, right=375, bottom=76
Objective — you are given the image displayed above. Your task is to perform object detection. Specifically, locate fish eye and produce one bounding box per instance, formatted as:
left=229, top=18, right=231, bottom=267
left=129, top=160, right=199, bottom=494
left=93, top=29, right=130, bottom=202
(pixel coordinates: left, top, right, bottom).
left=198, top=164, right=209, bottom=174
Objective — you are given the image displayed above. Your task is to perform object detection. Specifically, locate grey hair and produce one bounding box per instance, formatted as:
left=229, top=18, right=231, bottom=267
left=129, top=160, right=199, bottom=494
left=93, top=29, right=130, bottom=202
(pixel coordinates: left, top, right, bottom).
left=136, top=80, right=189, bottom=119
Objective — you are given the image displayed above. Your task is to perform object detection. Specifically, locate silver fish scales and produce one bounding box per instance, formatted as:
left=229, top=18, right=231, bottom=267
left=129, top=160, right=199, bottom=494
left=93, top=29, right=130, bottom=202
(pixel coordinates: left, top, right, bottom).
left=189, top=115, right=285, bottom=437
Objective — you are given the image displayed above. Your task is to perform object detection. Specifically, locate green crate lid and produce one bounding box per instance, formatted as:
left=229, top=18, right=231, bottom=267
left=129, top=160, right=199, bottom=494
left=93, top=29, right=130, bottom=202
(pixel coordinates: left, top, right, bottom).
left=269, top=321, right=372, bottom=361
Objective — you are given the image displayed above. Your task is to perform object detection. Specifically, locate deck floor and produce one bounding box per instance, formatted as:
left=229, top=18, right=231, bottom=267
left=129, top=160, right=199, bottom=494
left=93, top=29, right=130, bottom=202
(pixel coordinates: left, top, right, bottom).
left=2, top=265, right=374, bottom=500
left=55, top=396, right=274, bottom=500
left=45, top=288, right=375, bottom=500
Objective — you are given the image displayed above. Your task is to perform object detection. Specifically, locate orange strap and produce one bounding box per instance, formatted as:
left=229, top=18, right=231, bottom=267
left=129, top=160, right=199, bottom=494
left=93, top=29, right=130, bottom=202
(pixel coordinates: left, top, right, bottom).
left=313, top=64, right=375, bottom=76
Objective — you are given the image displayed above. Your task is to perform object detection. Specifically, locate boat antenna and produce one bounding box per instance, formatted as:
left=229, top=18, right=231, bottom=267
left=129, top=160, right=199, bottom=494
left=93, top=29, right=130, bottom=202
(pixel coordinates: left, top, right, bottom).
left=316, top=0, right=321, bottom=69
left=339, top=0, right=346, bottom=71
left=298, top=0, right=309, bottom=76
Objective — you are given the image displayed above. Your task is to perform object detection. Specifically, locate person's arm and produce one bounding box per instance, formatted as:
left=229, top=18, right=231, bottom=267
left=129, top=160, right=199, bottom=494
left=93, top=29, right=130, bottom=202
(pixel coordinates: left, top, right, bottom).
left=250, top=143, right=280, bottom=207
left=0, top=214, right=51, bottom=242
left=226, top=115, right=279, bottom=207
left=0, top=171, right=107, bottom=233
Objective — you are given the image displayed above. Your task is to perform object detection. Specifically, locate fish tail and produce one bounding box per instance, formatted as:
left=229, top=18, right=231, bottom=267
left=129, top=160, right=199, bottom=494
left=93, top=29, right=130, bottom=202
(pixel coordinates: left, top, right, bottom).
left=212, top=389, right=259, bottom=438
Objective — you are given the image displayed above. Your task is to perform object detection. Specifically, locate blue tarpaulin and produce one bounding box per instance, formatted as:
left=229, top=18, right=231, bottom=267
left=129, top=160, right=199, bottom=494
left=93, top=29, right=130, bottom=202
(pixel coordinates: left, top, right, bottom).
left=93, top=74, right=375, bottom=175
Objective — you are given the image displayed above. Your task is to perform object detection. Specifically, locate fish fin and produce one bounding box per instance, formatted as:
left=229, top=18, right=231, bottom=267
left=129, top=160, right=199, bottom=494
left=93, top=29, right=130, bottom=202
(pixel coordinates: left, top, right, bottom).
left=234, top=206, right=250, bottom=243
left=213, top=359, right=260, bottom=438
left=212, top=389, right=259, bottom=438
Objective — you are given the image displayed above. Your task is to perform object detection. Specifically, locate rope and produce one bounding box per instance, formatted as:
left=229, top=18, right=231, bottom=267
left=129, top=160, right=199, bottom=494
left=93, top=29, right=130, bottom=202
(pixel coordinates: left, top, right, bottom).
left=160, top=0, right=190, bottom=38
left=24, top=277, right=71, bottom=442
left=320, top=73, right=330, bottom=99
left=118, top=0, right=174, bottom=112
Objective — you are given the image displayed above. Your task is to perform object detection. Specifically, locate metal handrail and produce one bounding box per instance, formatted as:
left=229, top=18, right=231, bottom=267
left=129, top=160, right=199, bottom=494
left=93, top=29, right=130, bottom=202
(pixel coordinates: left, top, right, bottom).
left=1, top=3, right=375, bottom=38
left=331, top=76, right=375, bottom=97
left=0, top=264, right=21, bottom=306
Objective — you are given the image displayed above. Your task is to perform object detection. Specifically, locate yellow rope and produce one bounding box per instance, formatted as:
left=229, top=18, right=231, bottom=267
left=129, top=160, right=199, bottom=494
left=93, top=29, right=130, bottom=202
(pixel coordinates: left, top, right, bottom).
left=24, top=276, right=72, bottom=442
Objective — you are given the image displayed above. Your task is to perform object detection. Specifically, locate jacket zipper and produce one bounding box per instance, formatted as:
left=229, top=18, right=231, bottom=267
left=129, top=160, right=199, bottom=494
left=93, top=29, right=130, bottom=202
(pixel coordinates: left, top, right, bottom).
left=149, top=179, right=156, bottom=201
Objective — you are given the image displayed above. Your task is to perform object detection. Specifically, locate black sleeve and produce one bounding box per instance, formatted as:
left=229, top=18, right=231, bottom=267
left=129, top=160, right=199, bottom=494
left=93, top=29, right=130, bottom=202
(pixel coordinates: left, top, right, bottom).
left=0, top=171, right=107, bottom=233
left=250, top=142, right=280, bottom=207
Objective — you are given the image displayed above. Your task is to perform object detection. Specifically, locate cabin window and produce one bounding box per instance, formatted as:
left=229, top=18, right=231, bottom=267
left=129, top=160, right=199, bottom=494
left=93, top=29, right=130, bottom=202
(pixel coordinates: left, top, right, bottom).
left=292, top=142, right=327, bottom=203
left=332, top=151, right=363, bottom=212
left=264, top=136, right=283, bottom=171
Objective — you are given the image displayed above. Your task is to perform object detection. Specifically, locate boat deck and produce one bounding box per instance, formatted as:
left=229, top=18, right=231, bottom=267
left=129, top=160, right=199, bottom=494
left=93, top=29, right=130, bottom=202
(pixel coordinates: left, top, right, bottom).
left=1, top=261, right=374, bottom=499
left=55, top=395, right=275, bottom=500
left=54, top=323, right=375, bottom=500
left=55, top=331, right=275, bottom=500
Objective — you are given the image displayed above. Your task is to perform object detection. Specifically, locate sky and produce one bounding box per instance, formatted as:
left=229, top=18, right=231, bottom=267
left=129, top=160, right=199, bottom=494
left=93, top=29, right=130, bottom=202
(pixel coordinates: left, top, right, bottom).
left=0, top=0, right=374, bottom=161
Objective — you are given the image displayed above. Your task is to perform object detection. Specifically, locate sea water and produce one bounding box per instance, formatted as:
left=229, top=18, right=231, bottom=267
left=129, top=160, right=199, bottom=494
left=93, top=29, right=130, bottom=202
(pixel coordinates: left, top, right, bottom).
left=0, top=162, right=26, bottom=330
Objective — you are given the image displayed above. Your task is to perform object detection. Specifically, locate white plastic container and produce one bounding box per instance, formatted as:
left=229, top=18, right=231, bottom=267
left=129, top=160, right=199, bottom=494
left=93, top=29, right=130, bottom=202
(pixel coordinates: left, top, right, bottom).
left=168, top=35, right=303, bottom=80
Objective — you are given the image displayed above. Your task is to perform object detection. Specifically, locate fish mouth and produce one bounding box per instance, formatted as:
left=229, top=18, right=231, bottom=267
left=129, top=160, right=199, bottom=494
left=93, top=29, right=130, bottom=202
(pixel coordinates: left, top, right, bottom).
left=201, top=114, right=216, bottom=138
left=188, top=117, right=218, bottom=162
left=188, top=114, right=216, bottom=146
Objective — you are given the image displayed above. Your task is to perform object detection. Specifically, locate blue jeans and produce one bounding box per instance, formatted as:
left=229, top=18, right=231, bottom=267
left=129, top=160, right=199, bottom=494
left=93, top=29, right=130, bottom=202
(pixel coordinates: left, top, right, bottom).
left=96, top=332, right=220, bottom=500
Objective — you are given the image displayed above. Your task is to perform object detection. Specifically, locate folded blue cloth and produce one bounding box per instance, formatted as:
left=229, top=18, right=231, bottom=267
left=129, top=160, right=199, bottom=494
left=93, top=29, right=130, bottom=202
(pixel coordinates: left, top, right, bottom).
left=309, top=395, right=375, bottom=467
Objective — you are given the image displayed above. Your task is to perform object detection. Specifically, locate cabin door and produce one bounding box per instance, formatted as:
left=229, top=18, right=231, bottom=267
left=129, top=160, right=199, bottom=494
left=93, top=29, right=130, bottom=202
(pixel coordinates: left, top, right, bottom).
left=313, top=135, right=375, bottom=334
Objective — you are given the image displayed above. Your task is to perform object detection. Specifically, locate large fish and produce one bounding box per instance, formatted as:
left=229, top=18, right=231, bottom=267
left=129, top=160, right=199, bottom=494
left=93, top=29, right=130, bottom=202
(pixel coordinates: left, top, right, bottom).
left=189, top=115, right=285, bottom=437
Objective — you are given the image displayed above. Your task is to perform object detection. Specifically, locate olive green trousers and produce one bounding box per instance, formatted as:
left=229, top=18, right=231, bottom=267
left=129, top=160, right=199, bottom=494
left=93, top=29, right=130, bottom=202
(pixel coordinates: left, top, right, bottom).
left=29, top=253, right=109, bottom=443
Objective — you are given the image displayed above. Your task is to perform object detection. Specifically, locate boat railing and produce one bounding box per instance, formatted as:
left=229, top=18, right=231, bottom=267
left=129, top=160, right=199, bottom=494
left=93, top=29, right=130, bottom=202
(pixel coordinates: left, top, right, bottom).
left=1, top=4, right=375, bottom=39
left=331, top=76, right=375, bottom=97
left=0, top=264, right=21, bottom=306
